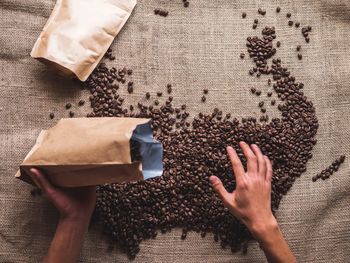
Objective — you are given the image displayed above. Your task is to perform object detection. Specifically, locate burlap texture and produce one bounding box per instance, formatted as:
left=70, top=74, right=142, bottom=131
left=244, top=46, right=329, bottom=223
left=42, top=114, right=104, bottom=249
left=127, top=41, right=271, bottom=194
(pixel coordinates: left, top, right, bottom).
left=0, top=0, right=349, bottom=262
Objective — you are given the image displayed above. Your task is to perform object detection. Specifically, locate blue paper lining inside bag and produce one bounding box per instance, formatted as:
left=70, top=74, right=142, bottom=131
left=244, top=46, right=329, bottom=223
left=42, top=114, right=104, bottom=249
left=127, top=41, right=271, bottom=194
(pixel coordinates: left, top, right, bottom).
left=131, top=121, right=163, bottom=179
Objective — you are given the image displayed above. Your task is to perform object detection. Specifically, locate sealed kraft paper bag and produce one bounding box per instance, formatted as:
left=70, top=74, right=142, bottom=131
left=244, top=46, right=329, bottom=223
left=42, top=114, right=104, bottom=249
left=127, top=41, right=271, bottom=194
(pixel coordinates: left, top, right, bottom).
left=31, top=0, right=137, bottom=81
left=15, top=118, right=163, bottom=187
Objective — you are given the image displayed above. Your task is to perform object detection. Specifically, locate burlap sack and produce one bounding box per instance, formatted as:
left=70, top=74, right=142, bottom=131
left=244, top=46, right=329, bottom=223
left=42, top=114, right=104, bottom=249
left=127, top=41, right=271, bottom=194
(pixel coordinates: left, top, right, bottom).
left=0, top=0, right=349, bottom=262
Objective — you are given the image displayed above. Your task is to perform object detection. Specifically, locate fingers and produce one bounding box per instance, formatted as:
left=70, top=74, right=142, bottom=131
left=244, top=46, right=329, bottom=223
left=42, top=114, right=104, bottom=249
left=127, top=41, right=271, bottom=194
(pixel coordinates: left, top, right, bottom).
left=251, top=144, right=266, bottom=177
left=226, top=146, right=245, bottom=183
left=264, top=156, right=273, bottom=183
left=239, top=142, right=258, bottom=174
left=209, top=176, right=231, bottom=204
left=29, top=168, right=56, bottom=197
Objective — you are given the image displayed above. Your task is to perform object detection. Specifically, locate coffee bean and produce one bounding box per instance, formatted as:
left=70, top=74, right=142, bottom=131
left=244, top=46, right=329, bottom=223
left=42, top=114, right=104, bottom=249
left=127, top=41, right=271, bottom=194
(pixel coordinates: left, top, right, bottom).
left=312, top=155, right=345, bottom=182
left=286, top=13, right=291, bottom=18
left=203, top=89, right=208, bottom=94
left=184, top=1, right=189, bottom=8
left=297, top=45, right=301, bottom=51
left=267, top=92, right=272, bottom=97
left=84, top=26, right=319, bottom=258
left=157, top=92, right=163, bottom=97
left=271, top=99, right=276, bottom=106
left=250, top=87, right=256, bottom=94
left=258, top=101, right=264, bottom=107
left=276, top=41, right=281, bottom=47
left=128, top=86, right=133, bottom=94
left=288, top=21, right=294, bottom=26
left=256, top=90, right=261, bottom=96
left=49, top=113, right=54, bottom=119
left=69, top=111, right=74, bottom=118
left=298, top=53, right=303, bottom=60
left=167, top=84, right=172, bottom=94
left=242, top=12, right=247, bottom=19
left=240, top=53, right=245, bottom=59
left=146, top=92, right=151, bottom=99
left=261, top=108, right=266, bottom=113
left=276, top=7, right=281, bottom=13
left=127, top=69, right=133, bottom=75
left=254, top=19, right=258, bottom=24
left=252, top=23, right=257, bottom=29
left=201, top=96, right=206, bottom=102
left=78, top=100, right=85, bottom=106
left=65, top=103, right=72, bottom=109
left=154, top=100, right=159, bottom=106
left=295, top=22, right=300, bottom=28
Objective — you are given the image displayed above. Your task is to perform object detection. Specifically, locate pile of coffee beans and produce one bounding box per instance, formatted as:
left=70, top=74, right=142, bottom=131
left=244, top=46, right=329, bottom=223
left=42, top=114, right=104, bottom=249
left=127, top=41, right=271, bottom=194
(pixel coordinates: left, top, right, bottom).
left=312, top=155, right=346, bottom=182
left=80, top=23, right=323, bottom=258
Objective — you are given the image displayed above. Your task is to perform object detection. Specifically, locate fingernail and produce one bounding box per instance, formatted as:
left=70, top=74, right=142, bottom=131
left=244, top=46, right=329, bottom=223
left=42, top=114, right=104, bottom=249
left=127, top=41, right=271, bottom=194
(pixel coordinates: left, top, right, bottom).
left=227, top=146, right=233, bottom=152
left=209, top=176, right=218, bottom=184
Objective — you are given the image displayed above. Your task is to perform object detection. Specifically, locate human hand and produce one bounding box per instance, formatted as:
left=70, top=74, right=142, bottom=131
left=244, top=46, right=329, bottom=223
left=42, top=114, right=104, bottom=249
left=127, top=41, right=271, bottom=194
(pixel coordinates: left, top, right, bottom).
left=210, top=141, right=277, bottom=241
left=29, top=168, right=96, bottom=223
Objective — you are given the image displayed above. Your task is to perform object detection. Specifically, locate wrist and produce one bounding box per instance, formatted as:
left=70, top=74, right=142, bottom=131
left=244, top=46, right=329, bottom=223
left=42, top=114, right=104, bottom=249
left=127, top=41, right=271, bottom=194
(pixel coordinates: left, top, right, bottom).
left=59, top=213, right=91, bottom=226
left=249, top=215, right=279, bottom=242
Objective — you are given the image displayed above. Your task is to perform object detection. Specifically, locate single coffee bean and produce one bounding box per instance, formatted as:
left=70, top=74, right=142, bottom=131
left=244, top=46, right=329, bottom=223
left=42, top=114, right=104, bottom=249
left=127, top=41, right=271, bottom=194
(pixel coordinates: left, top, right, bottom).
left=267, top=92, right=272, bottom=97
left=288, top=21, right=294, bottom=26
left=78, top=100, right=85, bottom=106
left=201, top=96, right=206, bottom=102
left=49, top=113, right=54, bottom=119
left=276, top=41, right=281, bottom=47
left=295, top=22, right=300, bottom=28
left=271, top=99, right=276, bottom=105
left=256, top=90, right=261, bottom=96
left=250, top=87, right=256, bottom=94
left=286, top=13, right=291, bottom=18
left=65, top=103, right=72, bottom=109
left=240, top=53, right=245, bottom=59
left=69, top=111, right=74, bottom=118
left=258, top=101, right=264, bottom=107
left=296, top=45, right=301, bottom=51
left=157, top=92, right=162, bottom=97
left=276, top=6, right=281, bottom=13
left=146, top=92, right=151, bottom=99
left=298, top=53, right=303, bottom=60
left=203, top=89, right=209, bottom=94
left=242, top=12, right=247, bottom=18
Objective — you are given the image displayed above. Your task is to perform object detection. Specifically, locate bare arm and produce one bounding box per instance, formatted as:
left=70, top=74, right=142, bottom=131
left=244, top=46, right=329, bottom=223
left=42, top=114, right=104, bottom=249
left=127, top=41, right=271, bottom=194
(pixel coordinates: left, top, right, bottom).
left=30, top=168, right=96, bottom=263
left=210, top=142, right=297, bottom=263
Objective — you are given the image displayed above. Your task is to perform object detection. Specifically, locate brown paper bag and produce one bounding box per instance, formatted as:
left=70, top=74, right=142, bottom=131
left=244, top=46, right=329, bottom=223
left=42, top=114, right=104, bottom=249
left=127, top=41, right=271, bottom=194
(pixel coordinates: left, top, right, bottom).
left=16, top=117, right=163, bottom=187
left=31, top=0, right=137, bottom=81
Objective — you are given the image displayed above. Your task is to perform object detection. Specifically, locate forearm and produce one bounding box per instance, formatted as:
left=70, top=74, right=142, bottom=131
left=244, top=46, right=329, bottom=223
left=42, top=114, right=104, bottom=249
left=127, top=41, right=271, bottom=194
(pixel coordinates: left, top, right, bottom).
left=252, top=219, right=297, bottom=263
left=44, top=217, right=89, bottom=263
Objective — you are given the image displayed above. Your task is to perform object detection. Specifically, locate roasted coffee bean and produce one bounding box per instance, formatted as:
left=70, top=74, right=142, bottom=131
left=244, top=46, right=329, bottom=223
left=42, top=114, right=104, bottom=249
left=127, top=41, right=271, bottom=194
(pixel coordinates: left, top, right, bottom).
left=312, top=155, right=346, bottom=182
left=146, top=92, right=151, bottom=99
left=286, top=13, right=291, bottom=18
left=258, top=101, right=264, bottom=107
left=127, top=69, right=133, bottom=75
left=298, top=53, right=303, bottom=60
left=242, top=12, right=247, bottom=19
left=157, top=92, right=163, bottom=97
left=271, top=99, right=276, bottom=106
left=154, top=100, right=159, bottom=106
left=201, top=96, right=206, bottom=102
left=261, top=108, right=266, bottom=113
left=267, top=92, right=272, bottom=97
left=295, top=22, right=300, bottom=28
left=184, top=1, right=189, bottom=8
left=254, top=19, right=258, bottom=24
left=288, top=21, right=294, bottom=26
left=297, top=45, right=301, bottom=51
left=276, top=7, right=281, bottom=13
left=252, top=23, right=257, bottom=29
left=127, top=86, right=133, bottom=94
left=203, top=89, right=209, bottom=94
left=240, top=53, right=245, bottom=59
left=65, top=103, right=72, bottom=109
left=49, top=113, right=54, bottom=119
left=83, top=26, right=319, bottom=258
left=167, top=84, right=172, bottom=94
left=78, top=100, right=85, bottom=106
left=69, top=111, right=74, bottom=118
left=250, top=87, right=256, bottom=94
left=256, top=90, right=261, bottom=96
left=276, top=41, right=281, bottom=47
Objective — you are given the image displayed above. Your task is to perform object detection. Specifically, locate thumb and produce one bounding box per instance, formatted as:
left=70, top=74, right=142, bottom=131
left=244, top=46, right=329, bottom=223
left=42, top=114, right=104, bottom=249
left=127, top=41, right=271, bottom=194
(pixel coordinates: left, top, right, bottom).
left=209, top=176, right=231, bottom=204
left=29, top=168, right=56, bottom=198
